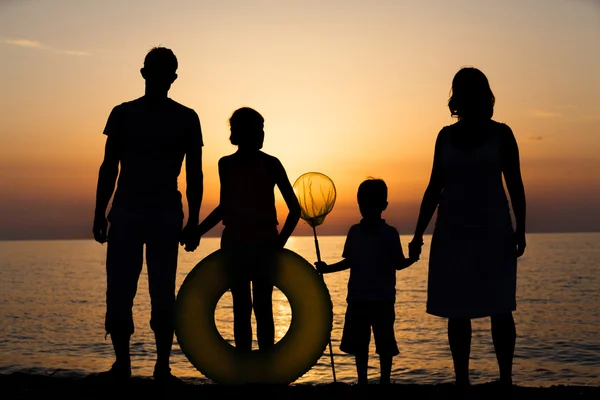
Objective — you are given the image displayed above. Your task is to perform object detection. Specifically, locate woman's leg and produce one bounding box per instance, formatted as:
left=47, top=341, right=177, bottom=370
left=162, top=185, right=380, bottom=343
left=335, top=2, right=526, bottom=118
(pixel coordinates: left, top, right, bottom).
left=448, top=317, right=472, bottom=386
left=252, top=278, right=275, bottom=350
left=491, top=312, right=516, bottom=385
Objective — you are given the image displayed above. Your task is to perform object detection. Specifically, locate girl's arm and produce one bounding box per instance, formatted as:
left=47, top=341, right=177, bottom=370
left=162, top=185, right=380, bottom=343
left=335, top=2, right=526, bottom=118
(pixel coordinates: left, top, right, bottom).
left=197, top=158, right=225, bottom=236
left=197, top=205, right=223, bottom=236
left=273, top=159, right=301, bottom=248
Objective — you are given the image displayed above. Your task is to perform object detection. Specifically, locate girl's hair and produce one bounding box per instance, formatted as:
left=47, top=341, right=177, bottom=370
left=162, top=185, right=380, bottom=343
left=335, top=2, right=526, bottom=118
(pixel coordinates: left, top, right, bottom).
left=229, top=107, right=264, bottom=145
left=448, top=67, right=495, bottom=120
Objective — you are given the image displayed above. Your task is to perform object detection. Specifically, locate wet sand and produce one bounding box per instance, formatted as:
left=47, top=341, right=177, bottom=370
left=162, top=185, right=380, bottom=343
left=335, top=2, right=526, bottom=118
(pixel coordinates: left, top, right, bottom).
left=3, top=372, right=599, bottom=400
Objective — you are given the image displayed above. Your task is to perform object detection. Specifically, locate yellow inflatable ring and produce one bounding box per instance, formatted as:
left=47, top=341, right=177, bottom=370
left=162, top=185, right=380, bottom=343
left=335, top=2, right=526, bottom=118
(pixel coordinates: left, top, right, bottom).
left=175, top=248, right=333, bottom=385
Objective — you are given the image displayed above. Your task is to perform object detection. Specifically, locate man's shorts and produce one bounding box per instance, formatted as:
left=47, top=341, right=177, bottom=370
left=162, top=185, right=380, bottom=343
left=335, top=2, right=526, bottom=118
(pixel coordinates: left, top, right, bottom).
left=339, top=300, right=399, bottom=357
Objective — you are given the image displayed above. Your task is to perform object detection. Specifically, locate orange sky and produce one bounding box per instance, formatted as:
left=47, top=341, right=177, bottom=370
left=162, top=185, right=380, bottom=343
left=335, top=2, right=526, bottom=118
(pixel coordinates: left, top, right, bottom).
left=0, top=0, right=599, bottom=240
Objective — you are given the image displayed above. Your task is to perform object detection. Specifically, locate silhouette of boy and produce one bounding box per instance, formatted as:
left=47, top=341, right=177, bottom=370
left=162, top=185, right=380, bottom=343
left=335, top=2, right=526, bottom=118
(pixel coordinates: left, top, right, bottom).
left=195, top=107, right=301, bottom=351
left=315, top=178, right=418, bottom=385
left=92, top=47, right=203, bottom=382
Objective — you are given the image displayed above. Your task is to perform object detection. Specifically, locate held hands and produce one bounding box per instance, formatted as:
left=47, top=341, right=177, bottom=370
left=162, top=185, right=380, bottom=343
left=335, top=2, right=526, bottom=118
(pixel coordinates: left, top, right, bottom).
left=408, top=237, right=424, bottom=260
left=180, top=222, right=200, bottom=252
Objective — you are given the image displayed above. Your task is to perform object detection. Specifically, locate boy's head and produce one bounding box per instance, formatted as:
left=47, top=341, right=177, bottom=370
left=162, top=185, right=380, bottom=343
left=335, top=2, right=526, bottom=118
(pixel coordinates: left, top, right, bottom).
left=140, top=46, right=178, bottom=91
left=229, top=107, right=265, bottom=149
left=357, top=178, right=388, bottom=218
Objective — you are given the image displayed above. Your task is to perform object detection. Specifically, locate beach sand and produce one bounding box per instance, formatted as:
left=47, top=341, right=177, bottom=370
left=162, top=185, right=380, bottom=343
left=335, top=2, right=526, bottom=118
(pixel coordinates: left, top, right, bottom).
left=3, top=372, right=599, bottom=400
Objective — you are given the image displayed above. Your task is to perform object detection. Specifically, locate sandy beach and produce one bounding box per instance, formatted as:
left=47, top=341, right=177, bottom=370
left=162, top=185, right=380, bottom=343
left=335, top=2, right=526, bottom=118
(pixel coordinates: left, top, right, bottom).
left=3, top=372, right=599, bottom=400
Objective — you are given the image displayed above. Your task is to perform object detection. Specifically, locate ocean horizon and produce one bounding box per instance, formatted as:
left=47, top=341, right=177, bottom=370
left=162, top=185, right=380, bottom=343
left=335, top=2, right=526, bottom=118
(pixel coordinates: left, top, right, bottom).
left=1, top=232, right=599, bottom=387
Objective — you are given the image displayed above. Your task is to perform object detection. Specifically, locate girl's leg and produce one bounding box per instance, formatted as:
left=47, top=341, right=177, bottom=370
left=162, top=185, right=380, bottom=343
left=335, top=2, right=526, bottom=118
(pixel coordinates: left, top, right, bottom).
left=231, top=280, right=253, bottom=352
left=252, top=278, right=275, bottom=350
left=491, top=312, right=516, bottom=385
left=448, top=317, right=472, bottom=386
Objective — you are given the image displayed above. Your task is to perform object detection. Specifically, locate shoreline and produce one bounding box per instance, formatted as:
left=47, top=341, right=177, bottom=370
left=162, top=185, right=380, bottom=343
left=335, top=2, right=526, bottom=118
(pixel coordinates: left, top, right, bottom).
left=3, top=372, right=599, bottom=399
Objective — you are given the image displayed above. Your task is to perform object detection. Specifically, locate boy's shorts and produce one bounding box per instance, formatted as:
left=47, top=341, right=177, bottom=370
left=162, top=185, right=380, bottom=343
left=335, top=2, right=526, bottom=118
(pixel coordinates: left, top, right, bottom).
left=339, top=300, right=399, bottom=357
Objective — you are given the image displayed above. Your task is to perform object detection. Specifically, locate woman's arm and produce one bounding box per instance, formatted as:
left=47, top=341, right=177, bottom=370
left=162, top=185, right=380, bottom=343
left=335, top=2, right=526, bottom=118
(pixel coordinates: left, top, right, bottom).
left=501, top=125, right=527, bottom=257
left=411, top=129, right=446, bottom=245
left=274, top=159, right=301, bottom=248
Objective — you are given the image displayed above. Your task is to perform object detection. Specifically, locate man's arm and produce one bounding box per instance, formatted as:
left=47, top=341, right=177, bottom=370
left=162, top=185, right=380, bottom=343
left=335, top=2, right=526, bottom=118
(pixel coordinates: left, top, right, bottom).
left=93, top=134, right=120, bottom=243
left=185, top=111, right=204, bottom=225
left=180, top=112, right=204, bottom=251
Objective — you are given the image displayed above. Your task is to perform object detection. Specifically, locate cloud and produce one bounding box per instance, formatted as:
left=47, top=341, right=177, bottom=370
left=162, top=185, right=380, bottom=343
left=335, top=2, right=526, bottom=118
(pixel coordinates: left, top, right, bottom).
left=531, top=109, right=563, bottom=118
left=59, top=49, right=91, bottom=56
left=555, top=105, right=576, bottom=109
left=3, top=38, right=90, bottom=56
left=528, top=136, right=544, bottom=141
left=4, top=39, right=45, bottom=48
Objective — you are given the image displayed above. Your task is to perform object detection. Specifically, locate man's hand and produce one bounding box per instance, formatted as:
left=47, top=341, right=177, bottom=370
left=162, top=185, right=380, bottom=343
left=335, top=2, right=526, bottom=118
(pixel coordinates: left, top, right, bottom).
left=180, top=222, right=200, bottom=252
left=93, top=214, right=108, bottom=244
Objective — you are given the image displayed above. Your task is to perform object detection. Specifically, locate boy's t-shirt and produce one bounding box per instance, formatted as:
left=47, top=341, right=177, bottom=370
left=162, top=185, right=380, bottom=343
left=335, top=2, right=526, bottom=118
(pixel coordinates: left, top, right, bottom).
left=103, top=97, right=203, bottom=210
left=342, top=219, right=404, bottom=303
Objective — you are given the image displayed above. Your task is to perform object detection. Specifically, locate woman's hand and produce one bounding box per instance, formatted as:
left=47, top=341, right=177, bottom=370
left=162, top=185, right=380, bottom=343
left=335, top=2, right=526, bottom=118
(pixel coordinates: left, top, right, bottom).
left=515, top=231, right=526, bottom=258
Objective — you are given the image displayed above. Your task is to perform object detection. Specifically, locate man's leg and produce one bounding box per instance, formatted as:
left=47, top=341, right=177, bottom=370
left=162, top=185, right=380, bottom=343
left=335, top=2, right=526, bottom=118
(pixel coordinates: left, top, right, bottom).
left=104, top=216, right=144, bottom=377
left=145, top=210, right=182, bottom=377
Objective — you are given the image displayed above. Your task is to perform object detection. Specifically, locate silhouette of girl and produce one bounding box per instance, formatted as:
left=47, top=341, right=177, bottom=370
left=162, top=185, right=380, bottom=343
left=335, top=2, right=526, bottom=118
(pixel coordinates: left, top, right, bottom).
left=409, top=67, right=526, bottom=388
left=195, top=107, right=301, bottom=351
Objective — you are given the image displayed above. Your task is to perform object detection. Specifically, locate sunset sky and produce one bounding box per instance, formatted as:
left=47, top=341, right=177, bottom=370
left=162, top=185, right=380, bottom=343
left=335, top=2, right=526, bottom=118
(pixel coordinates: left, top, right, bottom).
left=1, top=0, right=599, bottom=240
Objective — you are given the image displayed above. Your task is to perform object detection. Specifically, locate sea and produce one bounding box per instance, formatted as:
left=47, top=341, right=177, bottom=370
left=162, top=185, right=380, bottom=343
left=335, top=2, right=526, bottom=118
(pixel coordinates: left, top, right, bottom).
left=0, top=233, right=599, bottom=387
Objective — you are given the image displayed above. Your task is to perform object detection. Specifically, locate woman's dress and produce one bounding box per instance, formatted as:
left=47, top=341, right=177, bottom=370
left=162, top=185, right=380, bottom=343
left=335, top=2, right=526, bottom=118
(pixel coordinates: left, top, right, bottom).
left=427, top=121, right=517, bottom=318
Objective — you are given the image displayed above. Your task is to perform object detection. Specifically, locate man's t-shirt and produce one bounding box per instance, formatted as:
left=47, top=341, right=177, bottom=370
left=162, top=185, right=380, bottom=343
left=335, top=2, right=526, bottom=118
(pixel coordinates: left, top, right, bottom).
left=103, top=97, right=203, bottom=209
left=342, top=219, right=404, bottom=303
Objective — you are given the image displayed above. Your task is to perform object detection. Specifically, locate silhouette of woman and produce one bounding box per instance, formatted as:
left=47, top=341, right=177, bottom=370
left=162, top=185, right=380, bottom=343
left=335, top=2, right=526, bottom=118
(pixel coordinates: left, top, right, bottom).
left=409, top=67, right=526, bottom=388
left=194, top=107, right=301, bottom=351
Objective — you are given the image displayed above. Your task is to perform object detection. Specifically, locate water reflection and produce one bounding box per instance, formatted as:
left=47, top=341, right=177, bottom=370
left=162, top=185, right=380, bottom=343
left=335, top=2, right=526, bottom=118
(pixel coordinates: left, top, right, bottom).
left=0, top=234, right=599, bottom=386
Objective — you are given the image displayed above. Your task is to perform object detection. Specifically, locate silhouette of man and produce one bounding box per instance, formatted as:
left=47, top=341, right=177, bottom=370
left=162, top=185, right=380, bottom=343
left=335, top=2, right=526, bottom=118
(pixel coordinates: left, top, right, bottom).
left=92, top=47, right=203, bottom=382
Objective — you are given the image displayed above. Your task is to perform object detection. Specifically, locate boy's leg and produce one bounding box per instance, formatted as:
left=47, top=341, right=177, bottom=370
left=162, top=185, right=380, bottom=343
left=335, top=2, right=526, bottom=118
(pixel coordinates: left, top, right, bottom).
left=448, top=317, right=472, bottom=386
left=371, top=301, right=399, bottom=385
left=145, top=209, right=182, bottom=376
left=379, top=355, right=392, bottom=385
left=104, top=213, right=145, bottom=376
left=491, top=312, right=516, bottom=386
left=252, top=278, right=274, bottom=351
left=340, top=302, right=371, bottom=385
left=355, top=351, right=369, bottom=386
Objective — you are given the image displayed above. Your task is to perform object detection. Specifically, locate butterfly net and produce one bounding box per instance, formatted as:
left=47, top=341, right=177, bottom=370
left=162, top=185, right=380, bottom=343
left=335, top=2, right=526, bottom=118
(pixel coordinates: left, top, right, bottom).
left=293, top=172, right=336, bottom=228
